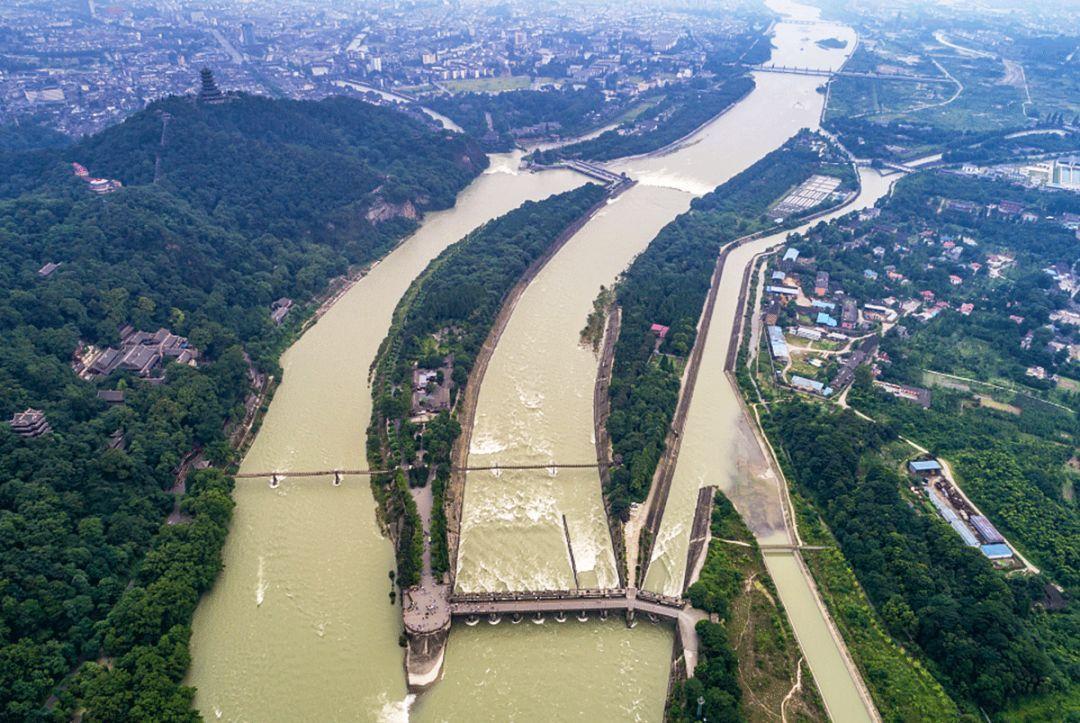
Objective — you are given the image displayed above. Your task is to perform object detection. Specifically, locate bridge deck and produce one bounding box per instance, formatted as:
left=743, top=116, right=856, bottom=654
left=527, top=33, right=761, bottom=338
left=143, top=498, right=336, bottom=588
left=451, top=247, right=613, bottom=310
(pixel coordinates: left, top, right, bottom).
left=447, top=588, right=683, bottom=621
left=235, top=461, right=613, bottom=479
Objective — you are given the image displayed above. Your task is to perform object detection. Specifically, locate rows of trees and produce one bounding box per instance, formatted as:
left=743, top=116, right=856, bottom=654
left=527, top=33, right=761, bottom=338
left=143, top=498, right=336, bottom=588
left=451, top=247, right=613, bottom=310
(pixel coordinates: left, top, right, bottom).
left=942, top=130, right=1080, bottom=164
left=824, top=117, right=1009, bottom=163
left=427, top=86, right=617, bottom=152
left=0, top=93, right=486, bottom=716
left=367, top=184, right=608, bottom=585
left=532, top=74, right=755, bottom=163
left=605, top=132, right=855, bottom=520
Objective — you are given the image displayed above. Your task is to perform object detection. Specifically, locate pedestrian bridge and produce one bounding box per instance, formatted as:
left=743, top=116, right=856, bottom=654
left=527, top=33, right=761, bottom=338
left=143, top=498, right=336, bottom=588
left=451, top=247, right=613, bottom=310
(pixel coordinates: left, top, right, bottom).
left=747, top=63, right=954, bottom=85
left=236, top=461, right=617, bottom=486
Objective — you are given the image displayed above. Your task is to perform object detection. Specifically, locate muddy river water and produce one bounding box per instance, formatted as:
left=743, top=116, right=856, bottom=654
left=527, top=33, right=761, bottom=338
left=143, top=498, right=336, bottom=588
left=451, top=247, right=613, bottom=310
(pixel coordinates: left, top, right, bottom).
left=188, top=1, right=886, bottom=719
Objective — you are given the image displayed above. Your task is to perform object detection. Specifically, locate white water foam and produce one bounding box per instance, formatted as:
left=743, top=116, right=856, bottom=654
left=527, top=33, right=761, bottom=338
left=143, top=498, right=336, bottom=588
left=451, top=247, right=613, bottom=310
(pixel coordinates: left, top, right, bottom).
left=516, top=386, right=544, bottom=410
left=483, top=153, right=523, bottom=176
left=255, top=556, right=267, bottom=606
left=470, top=433, right=506, bottom=456
left=631, top=170, right=712, bottom=196
left=377, top=693, right=416, bottom=723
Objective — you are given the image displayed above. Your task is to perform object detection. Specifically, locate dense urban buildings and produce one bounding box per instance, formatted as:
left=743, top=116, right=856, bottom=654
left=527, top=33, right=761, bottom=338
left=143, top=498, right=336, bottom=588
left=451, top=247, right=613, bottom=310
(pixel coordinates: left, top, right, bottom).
left=0, top=0, right=762, bottom=137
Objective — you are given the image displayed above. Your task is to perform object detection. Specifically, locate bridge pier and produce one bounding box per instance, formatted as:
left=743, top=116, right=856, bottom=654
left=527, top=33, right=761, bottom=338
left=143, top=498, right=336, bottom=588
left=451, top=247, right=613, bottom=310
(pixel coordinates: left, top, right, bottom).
left=269, top=473, right=280, bottom=489
left=333, top=471, right=342, bottom=486
left=626, top=608, right=636, bottom=628
left=532, top=612, right=544, bottom=624
left=511, top=613, right=523, bottom=624
left=487, top=613, right=501, bottom=625
left=555, top=611, right=567, bottom=623
left=577, top=611, right=589, bottom=622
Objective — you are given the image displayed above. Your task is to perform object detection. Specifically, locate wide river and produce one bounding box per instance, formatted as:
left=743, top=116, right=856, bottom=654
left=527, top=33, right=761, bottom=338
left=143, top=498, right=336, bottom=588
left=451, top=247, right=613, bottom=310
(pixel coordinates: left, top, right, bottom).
left=188, top=1, right=882, bottom=720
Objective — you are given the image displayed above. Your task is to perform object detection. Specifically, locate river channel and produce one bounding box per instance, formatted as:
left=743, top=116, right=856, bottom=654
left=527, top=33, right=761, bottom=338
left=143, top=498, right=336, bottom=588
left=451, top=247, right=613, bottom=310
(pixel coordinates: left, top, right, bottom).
left=189, top=1, right=876, bottom=719
left=186, top=156, right=585, bottom=721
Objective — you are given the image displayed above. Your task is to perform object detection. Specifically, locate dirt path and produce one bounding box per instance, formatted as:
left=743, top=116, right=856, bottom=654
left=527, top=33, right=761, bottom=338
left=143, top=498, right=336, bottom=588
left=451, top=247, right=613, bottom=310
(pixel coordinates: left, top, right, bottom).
left=593, top=306, right=627, bottom=585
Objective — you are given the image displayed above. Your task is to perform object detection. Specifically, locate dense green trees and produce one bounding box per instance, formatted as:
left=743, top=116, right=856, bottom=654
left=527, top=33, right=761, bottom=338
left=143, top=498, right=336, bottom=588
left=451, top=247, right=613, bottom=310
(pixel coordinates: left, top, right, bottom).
left=533, top=74, right=755, bottom=162
left=942, top=131, right=1080, bottom=164
left=428, top=86, right=616, bottom=151
left=73, top=468, right=234, bottom=721
left=671, top=623, right=742, bottom=723
left=606, top=132, right=855, bottom=519
left=368, top=184, right=607, bottom=585
left=0, top=123, right=70, bottom=152
left=766, top=401, right=1070, bottom=714
left=0, top=93, right=486, bottom=716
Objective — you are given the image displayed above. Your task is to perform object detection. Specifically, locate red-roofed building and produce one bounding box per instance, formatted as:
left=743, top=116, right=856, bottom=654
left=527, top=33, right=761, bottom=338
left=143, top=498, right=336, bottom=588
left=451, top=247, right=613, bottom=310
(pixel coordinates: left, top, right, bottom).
left=650, top=323, right=670, bottom=354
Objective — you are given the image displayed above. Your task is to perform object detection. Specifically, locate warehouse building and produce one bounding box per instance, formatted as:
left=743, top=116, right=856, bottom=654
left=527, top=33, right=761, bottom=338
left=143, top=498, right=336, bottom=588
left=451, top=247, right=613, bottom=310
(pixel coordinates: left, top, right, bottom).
left=767, top=325, right=789, bottom=362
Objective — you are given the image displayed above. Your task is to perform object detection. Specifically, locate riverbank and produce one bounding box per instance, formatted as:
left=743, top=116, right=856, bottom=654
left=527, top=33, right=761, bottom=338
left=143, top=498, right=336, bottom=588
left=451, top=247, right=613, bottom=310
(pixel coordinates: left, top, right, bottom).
left=604, top=79, right=758, bottom=163
left=592, top=306, right=628, bottom=586
left=444, top=180, right=633, bottom=585
left=185, top=159, right=588, bottom=720
left=535, top=75, right=756, bottom=164
left=604, top=133, right=859, bottom=583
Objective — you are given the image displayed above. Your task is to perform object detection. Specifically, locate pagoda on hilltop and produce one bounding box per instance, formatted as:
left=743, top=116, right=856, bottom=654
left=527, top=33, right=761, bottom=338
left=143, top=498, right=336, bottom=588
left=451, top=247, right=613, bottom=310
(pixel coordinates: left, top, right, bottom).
left=198, top=67, right=225, bottom=105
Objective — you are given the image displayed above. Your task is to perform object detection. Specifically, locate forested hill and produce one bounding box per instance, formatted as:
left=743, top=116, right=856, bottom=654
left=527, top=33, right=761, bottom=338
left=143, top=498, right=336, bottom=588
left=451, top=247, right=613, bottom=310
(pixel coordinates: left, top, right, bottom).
left=1, top=94, right=487, bottom=235
left=0, top=123, right=70, bottom=153
left=0, top=93, right=486, bottom=719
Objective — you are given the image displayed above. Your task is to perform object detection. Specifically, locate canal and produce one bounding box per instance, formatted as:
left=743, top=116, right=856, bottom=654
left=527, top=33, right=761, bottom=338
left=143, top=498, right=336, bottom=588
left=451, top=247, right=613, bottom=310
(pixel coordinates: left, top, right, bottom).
left=422, top=2, right=869, bottom=720
left=188, top=0, right=878, bottom=718
left=641, top=167, right=896, bottom=722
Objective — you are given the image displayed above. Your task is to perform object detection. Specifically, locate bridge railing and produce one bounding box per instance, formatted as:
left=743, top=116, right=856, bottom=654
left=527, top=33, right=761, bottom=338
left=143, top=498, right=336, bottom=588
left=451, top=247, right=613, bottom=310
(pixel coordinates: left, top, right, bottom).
left=447, top=587, right=685, bottom=609
left=449, top=588, right=627, bottom=603
left=635, top=590, right=684, bottom=608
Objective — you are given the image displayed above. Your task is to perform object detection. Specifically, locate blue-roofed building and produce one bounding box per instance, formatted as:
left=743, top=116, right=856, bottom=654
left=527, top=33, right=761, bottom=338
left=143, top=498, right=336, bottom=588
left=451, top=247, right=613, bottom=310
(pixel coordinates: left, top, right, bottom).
left=771, top=270, right=786, bottom=282
left=927, top=487, right=980, bottom=547
left=791, top=375, right=832, bottom=396
left=816, top=312, right=838, bottom=327
left=783, top=248, right=800, bottom=263
left=864, top=269, right=879, bottom=280
left=981, top=543, right=1013, bottom=560
left=767, top=326, right=789, bottom=361
left=908, top=459, right=942, bottom=475
left=811, top=299, right=836, bottom=310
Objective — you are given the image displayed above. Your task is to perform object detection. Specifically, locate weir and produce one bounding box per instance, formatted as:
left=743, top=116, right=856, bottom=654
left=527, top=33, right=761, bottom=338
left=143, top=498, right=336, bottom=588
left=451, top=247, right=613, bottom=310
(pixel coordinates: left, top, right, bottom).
left=189, top=2, right=883, bottom=717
